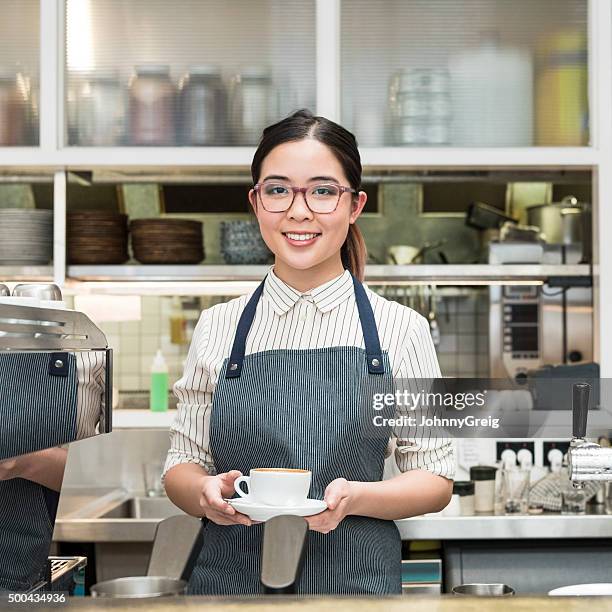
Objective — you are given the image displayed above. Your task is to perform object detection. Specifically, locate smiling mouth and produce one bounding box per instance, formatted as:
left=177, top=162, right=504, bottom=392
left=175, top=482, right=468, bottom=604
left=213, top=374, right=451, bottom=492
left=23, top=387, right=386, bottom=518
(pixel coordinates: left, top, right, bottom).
left=282, top=232, right=321, bottom=242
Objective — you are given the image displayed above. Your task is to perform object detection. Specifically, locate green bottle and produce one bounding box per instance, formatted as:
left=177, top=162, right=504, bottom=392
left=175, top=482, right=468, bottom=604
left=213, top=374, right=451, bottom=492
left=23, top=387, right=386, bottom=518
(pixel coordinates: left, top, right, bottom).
left=150, top=349, right=169, bottom=412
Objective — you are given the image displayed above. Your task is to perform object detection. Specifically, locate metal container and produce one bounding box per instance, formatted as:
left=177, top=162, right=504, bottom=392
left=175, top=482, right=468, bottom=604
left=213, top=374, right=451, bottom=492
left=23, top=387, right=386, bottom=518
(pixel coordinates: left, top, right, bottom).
left=452, top=583, right=515, bottom=596
left=128, top=65, right=176, bottom=146
left=11, top=283, right=63, bottom=301
left=229, top=67, right=276, bottom=144
left=179, top=66, right=226, bottom=145
left=90, top=576, right=186, bottom=598
left=71, top=71, right=126, bottom=146
left=526, top=196, right=587, bottom=245
left=0, top=284, right=9, bottom=297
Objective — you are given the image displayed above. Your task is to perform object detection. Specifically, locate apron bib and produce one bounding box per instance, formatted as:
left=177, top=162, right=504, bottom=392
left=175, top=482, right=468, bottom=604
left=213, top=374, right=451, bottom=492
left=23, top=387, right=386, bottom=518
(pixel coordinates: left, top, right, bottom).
left=188, top=273, right=402, bottom=595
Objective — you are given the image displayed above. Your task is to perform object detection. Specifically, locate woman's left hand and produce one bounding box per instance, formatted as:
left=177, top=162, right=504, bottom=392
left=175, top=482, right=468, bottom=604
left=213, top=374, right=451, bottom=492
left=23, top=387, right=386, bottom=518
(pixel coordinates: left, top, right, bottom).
left=304, top=478, right=354, bottom=534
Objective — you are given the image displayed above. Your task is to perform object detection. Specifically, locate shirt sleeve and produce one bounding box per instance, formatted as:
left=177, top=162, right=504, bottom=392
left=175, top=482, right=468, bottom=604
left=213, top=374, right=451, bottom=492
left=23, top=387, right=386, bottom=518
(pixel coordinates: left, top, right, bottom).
left=393, top=313, right=456, bottom=480
left=163, top=309, right=216, bottom=480
left=75, top=349, right=106, bottom=439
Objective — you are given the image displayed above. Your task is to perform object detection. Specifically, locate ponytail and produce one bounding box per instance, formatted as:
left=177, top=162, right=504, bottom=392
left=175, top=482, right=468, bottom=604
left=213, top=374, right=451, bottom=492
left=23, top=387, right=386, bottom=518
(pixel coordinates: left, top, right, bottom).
left=341, top=223, right=367, bottom=281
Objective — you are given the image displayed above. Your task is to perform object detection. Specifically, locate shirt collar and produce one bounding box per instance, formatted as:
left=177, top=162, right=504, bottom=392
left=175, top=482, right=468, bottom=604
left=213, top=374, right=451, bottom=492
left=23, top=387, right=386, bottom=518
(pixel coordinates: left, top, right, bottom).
left=263, top=266, right=354, bottom=316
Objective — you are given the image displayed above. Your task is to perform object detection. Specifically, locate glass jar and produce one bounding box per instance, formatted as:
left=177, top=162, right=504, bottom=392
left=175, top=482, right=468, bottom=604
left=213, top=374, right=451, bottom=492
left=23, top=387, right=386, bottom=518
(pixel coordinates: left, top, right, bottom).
left=70, top=71, right=126, bottom=146
left=0, top=71, right=27, bottom=145
left=229, top=66, right=276, bottom=145
left=128, top=65, right=176, bottom=145
left=179, top=66, right=226, bottom=145
left=501, top=468, right=530, bottom=515
left=561, top=486, right=587, bottom=515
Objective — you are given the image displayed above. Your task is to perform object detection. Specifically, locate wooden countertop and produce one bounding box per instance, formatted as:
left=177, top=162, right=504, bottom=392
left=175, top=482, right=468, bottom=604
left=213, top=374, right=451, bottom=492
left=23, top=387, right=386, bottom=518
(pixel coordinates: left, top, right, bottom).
left=33, top=595, right=612, bottom=611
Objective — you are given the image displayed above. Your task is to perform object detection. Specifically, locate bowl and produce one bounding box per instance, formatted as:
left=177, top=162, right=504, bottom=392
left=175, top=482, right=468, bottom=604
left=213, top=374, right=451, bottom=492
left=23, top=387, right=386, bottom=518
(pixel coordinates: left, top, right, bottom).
left=90, top=576, right=186, bottom=598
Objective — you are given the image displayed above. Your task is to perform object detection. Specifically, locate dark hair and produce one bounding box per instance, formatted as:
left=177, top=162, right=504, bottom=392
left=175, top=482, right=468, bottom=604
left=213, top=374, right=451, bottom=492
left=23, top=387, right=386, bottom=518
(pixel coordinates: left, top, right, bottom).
left=251, top=108, right=367, bottom=280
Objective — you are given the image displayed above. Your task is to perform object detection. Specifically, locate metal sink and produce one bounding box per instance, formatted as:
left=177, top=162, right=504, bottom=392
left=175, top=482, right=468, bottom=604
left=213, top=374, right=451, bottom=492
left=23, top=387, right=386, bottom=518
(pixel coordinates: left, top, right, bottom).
left=99, top=496, right=183, bottom=520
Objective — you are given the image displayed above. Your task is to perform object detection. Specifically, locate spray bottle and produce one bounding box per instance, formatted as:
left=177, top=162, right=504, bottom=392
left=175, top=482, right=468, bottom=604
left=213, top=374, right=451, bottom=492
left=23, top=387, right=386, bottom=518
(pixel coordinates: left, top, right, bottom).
left=150, top=349, right=169, bottom=412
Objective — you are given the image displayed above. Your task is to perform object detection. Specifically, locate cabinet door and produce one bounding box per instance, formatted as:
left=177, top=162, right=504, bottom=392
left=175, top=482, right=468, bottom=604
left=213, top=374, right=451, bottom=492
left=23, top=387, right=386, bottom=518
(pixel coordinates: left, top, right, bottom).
left=64, top=0, right=316, bottom=147
left=341, top=0, right=588, bottom=148
left=0, top=0, right=39, bottom=146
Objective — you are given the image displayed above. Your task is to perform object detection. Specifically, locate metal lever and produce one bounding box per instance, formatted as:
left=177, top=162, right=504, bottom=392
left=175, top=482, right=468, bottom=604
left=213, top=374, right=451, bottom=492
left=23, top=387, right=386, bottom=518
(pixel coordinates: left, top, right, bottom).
left=572, top=382, right=591, bottom=440
left=568, top=381, right=612, bottom=486
left=260, top=515, right=308, bottom=595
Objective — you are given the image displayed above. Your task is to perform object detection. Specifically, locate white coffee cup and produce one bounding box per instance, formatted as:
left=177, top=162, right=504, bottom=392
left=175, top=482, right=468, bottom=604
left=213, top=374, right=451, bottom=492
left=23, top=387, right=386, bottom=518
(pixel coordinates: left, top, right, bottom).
left=233, top=468, right=312, bottom=506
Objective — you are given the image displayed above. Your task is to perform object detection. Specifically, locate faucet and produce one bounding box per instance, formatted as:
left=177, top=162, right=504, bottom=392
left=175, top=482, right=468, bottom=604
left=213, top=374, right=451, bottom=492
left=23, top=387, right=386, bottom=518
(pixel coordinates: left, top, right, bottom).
left=568, top=383, right=612, bottom=488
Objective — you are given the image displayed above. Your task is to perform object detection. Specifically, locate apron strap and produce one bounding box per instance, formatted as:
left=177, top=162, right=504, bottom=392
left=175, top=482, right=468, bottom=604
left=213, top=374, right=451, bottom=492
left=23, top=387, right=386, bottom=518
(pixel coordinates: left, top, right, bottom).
left=225, top=278, right=267, bottom=378
left=225, top=271, right=385, bottom=378
left=351, top=273, right=385, bottom=374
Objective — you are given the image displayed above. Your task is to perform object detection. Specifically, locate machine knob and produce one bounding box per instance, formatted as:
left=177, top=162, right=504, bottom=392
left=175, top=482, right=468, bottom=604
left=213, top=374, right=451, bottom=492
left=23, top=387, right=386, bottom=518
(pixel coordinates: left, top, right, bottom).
left=572, top=382, right=591, bottom=440
left=568, top=350, right=583, bottom=363
left=514, top=372, right=528, bottom=385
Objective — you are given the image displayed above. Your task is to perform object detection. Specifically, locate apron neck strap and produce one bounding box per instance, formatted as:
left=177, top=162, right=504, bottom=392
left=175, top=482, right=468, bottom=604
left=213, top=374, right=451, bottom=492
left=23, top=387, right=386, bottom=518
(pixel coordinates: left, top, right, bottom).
left=225, top=270, right=384, bottom=378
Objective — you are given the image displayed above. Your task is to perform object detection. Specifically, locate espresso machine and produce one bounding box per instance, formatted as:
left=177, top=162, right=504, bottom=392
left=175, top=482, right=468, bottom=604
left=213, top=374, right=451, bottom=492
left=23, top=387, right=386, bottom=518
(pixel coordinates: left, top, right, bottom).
left=0, top=283, right=112, bottom=593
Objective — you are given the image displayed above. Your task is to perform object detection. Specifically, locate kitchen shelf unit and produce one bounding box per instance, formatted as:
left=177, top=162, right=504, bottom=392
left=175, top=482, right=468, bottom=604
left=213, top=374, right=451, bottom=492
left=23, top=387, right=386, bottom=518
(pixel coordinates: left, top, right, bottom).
left=0, top=0, right=601, bottom=168
left=66, top=264, right=591, bottom=284
left=0, top=0, right=609, bottom=377
left=0, top=266, right=54, bottom=282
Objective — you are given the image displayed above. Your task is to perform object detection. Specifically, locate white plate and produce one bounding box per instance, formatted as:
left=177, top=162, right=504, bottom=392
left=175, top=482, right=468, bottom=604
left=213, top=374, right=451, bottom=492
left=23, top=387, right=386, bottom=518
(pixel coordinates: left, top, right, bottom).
left=548, top=583, right=612, bottom=596
left=225, top=498, right=327, bottom=522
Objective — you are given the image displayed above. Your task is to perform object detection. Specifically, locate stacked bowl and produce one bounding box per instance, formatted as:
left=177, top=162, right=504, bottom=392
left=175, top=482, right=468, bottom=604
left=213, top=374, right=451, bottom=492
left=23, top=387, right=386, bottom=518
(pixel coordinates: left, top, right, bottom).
left=0, top=209, right=53, bottom=265
left=220, top=220, right=273, bottom=265
left=130, top=219, right=204, bottom=264
left=67, top=211, right=129, bottom=264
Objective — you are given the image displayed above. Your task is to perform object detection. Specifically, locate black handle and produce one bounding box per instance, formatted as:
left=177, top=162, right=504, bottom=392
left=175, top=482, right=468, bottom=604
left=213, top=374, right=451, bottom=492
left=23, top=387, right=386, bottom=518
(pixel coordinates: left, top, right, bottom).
left=572, top=382, right=591, bottom=438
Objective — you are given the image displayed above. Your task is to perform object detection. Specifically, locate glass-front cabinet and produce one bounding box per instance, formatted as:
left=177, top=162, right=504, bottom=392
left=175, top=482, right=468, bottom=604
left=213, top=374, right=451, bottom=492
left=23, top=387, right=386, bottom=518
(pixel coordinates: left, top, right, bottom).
left=63, top=0, right=316, bottom=147
left=0, top=0, right=597, bottom=158
left=0, top=0, right=39, bottom=146
left=341, top=0, right=588, bottom=148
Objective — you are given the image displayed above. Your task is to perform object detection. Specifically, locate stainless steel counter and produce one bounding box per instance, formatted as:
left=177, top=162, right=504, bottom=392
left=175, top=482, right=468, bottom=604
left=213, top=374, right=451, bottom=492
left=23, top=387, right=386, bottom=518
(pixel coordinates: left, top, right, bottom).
left=24, top=595, right=612, bottom=612
left=54, top=487, right=612, bottom=543
left=395, top=511, right=612, bottom=540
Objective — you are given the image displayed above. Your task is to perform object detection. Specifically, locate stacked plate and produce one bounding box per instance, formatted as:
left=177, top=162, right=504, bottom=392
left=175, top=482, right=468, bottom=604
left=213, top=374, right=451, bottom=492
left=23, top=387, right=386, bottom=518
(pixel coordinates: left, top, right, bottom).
left=220, top=220, right=273, bottom=265
left=67, top=211, right=129, bottom=264
left=130, top=219, right=204, bottom=264
left=0, top=209, right=53, bottom=265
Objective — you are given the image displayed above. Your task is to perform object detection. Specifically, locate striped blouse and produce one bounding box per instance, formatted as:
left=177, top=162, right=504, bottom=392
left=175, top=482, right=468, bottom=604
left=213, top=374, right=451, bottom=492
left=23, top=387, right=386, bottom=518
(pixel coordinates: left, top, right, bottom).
left=164, top=267, right=455, bottom=480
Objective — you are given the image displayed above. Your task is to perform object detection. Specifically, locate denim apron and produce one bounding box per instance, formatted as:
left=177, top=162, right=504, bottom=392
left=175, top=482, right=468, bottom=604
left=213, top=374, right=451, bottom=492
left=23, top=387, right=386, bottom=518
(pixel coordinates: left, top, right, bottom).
left=0, top=352, right=78, bottom=592
left=188, top=272, right=402, bottom=595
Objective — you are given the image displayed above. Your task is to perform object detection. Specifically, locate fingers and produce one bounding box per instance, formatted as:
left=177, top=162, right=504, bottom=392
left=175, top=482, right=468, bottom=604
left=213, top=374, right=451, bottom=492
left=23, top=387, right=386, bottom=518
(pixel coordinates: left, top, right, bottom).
left=218, top=469, right=242, bottom=483
left=217, top=470, right=244, bottom=497
left=324, top=482, right=348, bottom=511
left=305, top=498, right=349, bottom=533
left=207, top=509, right=253, bottom=527
left=204, top=494, right=234, bottom=515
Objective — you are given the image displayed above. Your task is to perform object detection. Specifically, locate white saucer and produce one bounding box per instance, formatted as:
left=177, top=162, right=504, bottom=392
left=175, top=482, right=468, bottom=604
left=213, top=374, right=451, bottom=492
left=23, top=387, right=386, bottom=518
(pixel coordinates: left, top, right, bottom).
left=225, top=498, right=327, bottom=522
left=549, top=583, right=612, bottom=596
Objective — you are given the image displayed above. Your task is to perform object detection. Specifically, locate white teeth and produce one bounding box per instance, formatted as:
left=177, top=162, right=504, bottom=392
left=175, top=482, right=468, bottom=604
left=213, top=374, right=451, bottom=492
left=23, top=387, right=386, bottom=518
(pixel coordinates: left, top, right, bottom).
left=285, top=232, right=319, bottom=241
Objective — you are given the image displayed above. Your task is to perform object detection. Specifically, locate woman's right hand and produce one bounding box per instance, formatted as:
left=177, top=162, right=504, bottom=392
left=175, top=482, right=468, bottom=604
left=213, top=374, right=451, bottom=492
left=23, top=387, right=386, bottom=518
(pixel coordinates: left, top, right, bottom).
left=198, top=469, right=253, bottom=526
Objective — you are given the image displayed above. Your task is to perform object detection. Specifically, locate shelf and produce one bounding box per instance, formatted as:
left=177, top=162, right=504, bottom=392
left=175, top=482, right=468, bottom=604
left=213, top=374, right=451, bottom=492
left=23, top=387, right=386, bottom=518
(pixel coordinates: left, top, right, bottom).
left=0, top=146, right=599, bottom=170
left=112, top=409, right=176, bottom=429
left=396, top=512, right=612, bottom=540
left=0, top=266, right=54, bottom=282
left=365, top=264, right=591, bottom=283
left=62, top=264, right=592, bottom=294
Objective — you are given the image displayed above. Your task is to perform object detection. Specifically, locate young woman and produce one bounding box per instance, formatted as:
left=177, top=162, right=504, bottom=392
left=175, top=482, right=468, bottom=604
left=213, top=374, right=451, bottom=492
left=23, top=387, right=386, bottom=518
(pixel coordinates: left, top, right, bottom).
left=164, top=109, right=455, bottom=595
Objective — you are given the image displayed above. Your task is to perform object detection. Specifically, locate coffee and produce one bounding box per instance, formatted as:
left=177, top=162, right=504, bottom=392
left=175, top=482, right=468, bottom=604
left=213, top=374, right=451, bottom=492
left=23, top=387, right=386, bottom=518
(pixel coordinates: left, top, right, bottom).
left=234, top=468, right=311, bottom=506
left=253, top=468, right=309, bottom=473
